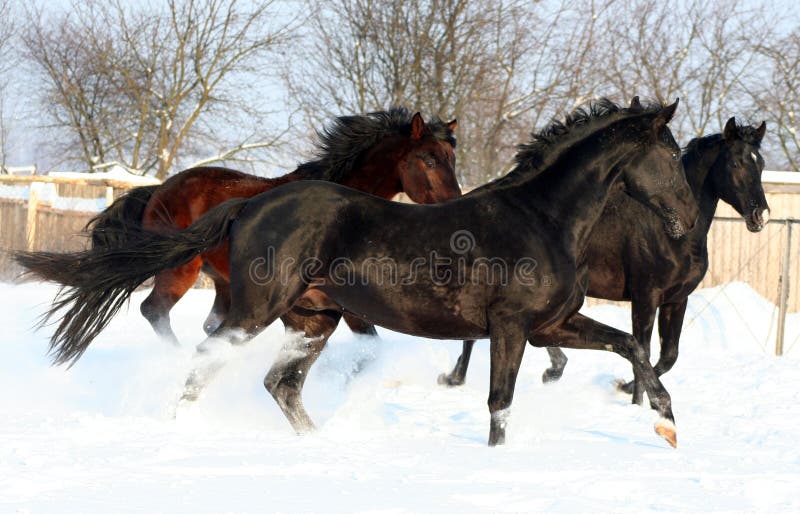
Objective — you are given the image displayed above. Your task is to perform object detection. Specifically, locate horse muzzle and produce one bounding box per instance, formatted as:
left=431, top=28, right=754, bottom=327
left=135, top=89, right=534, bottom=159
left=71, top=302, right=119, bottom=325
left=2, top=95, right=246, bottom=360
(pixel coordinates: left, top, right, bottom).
left=745, top=207, right=769, bottom=232
left=662, top=207, right=687, bottom=240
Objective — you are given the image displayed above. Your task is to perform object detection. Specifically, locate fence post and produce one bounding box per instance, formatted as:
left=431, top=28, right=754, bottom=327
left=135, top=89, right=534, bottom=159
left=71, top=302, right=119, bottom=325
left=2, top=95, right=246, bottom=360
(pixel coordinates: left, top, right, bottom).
left=26, top=182, right=40, bottom=251
left=105, top=186, right=115, bottom=207
left=776, top=220, right=793, bottom=356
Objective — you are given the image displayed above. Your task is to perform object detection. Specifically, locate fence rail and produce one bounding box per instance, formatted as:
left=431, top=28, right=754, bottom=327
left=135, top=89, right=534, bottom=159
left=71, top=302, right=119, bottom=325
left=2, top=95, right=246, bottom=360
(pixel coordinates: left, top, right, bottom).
left=0, top=173, right=159, bottom=276
left=2, top=171, right=799, bottom=355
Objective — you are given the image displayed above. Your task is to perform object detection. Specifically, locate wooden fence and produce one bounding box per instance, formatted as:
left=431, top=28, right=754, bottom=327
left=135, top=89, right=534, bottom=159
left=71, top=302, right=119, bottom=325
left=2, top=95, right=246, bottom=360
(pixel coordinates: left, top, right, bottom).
left=0, top=174, right=159, bottom=279
left=2, top=170, right=799, bottom=353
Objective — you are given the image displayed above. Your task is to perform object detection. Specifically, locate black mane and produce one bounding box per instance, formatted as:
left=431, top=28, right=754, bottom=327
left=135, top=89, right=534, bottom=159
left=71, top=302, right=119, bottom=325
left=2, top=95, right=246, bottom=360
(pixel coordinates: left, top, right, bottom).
left=296, top=107, right=456, bottom=182
left=683, top=120, right=763, bottom=159
left=683, top=133, right=723, bottom=159
left=511, top=98, right=668, bottom=178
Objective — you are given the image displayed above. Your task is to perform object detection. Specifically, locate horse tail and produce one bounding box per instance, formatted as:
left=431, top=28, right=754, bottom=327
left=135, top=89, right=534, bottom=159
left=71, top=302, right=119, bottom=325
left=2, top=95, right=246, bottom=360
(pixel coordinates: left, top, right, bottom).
left=14, top=197, right=250, bottom=366
left=86, top=184, right=159, bottom=249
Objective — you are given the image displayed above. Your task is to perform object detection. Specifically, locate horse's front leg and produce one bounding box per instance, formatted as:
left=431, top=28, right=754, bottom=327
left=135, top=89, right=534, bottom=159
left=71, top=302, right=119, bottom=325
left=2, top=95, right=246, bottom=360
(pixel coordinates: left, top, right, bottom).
left=627, top=296, right=659, bottom=405
left=532, top=312, right=677, bottom=448
left=653, top=298, right=688, bottom=377
left=487, top=322, right=527, bottom=446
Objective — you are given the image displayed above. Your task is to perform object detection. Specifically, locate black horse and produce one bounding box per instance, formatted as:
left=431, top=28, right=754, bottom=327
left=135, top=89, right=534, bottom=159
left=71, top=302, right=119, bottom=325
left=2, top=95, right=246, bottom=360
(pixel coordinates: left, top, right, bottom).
left=439, top=117, right=768, bottom=404
left=16, top=98, right=698, bottom=447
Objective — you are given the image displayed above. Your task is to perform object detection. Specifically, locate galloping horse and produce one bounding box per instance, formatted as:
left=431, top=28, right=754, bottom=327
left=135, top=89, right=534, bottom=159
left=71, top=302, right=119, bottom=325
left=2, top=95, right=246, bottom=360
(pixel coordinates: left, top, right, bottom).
left=439, top=117, right=768, bottom=404
left=17, top=98, right=698, bottom=447
left=85, top=107, right=460, bottom=344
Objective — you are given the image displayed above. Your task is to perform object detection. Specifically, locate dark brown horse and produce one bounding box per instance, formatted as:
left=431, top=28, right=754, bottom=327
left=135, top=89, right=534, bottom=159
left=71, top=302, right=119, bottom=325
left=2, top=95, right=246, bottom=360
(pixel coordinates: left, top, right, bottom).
left=439, top=117, right=768, bottom=404
left=87, top=108, right=460, bottom=344
left=18, top=99, right=698, bottom=447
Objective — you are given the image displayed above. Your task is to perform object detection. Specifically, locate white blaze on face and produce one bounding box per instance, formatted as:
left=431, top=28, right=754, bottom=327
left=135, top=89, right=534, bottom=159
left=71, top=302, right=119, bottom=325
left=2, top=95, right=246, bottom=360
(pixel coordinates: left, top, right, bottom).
left=751, top=152, right=759, bottom=164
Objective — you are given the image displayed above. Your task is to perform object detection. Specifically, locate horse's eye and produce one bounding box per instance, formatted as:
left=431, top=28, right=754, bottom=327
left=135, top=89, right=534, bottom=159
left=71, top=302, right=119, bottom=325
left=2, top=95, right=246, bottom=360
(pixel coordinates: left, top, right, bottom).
left=423, top=157, right=435, bottom=168
left=671, top=152, right=679, bottom=161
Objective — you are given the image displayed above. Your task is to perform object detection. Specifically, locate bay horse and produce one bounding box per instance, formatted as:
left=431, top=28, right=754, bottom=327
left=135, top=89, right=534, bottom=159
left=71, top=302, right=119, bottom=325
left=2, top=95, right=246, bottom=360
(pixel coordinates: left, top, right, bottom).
left=85, top=107, right=460, bottom=344
left=439, top=117, right=768, bottom=404
left=16, top=98, right=698, bottom=447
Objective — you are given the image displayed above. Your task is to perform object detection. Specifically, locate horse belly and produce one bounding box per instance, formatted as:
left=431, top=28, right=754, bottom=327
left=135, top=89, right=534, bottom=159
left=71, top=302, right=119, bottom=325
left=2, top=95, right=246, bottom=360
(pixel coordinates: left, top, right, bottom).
left=321, top=284, right=488, bottom=340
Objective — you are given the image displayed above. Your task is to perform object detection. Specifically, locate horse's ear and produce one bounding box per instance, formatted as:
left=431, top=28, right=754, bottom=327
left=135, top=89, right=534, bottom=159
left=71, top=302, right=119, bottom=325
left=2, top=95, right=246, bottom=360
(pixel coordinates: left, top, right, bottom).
left=662, top=98, right=679, bottom=123
left=411, top=112, right=426, bottom=140
left=724, top=117, right=738, bottom=140
left=629, top=96, right=642, bottom=109
left=757, top=121, right=767, bottom=141
left=654, top=98, right=678, bottom=130
left=447, top=119, right=458, bottom=131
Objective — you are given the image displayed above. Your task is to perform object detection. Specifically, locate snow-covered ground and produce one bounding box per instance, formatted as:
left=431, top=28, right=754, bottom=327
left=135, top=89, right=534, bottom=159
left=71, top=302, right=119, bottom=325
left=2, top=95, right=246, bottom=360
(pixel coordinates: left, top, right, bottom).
left=1, top=281, right=798, bottom=513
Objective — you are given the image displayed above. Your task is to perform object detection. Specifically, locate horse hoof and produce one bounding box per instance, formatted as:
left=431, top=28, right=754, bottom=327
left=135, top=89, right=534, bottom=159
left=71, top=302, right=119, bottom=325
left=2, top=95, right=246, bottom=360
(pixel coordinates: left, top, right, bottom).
left=616, top=379, right=634, bottom=394
left=542, top=368, right=563, bottom=384
left=654, top=419, right=677, bottom=448
left=437, top=372, right=463, bottom=387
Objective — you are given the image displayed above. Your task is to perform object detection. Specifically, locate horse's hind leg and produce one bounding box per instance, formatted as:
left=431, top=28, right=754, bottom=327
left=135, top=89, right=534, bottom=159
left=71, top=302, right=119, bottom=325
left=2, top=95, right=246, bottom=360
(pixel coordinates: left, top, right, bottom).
left=203, top=273, right=231, bottom=335
left=179, top=279, right=308, bottom=405
left=179, top=320, right=260, bottom=403
left=542, top=347, right=568, bottom=383
left=438, top=340, right=476, bottom=387
left=140, top=257, right=203, bottom=345
left=342, top=312, right=378, bottom=338
left=265, top=308, right=342, bottom=434
left=342, top=312, right=379, bottom=374
left=619, top=299, right=686, bottom=395
left=532, top=313, right=677, bottom=448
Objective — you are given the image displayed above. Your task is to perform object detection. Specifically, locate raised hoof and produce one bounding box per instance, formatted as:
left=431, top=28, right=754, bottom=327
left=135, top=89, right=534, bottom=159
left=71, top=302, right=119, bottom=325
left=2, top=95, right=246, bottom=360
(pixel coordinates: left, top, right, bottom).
left=542, top=368, right=564, bottom=384
left=437, top=372, right=465, bottom=387
left=654, top=419, right=678, bottom=448
left=616, top=379, right=635, bottom=395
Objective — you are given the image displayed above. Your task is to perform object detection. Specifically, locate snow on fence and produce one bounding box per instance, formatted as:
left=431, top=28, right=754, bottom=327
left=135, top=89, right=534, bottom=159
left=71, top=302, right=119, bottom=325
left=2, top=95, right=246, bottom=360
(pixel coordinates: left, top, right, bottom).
left=0, top=170, right=160, bottom=279
left=1, top=170, right=799, bottom=355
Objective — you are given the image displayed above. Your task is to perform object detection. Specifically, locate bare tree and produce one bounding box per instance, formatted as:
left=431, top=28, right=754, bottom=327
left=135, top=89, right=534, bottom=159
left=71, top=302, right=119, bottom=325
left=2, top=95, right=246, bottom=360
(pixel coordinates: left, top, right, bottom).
left=577, top=0, right=774, bottom=151
left=22, top=0, right=296, bottom=178
left=0, top=0, right=16, bottom=170
left=749, top=30, right=800, bottom=171
left=285, top=0, right=625, bottom=184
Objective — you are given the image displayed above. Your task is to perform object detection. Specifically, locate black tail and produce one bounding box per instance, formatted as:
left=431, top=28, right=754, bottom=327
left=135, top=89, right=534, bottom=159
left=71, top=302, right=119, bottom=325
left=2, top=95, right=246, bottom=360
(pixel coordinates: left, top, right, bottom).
left=86, top=185, right=159, bottom=249
left=15, top=197, right=250, bottom=367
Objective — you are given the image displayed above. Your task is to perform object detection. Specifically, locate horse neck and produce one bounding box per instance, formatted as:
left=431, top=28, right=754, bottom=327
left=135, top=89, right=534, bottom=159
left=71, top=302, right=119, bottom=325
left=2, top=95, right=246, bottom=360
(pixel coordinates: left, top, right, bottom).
left=338, top=141, right=403, bottom=199
left=684, top=140, right=724, bottom=237
left=507, top=132, right=634, bottom=252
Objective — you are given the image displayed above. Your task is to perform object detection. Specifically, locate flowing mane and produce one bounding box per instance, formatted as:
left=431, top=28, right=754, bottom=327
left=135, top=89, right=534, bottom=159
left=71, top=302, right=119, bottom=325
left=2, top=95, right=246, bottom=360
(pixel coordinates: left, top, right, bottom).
left=482, top=98, right=669, bottom=189
left=683, top=133, right=722, bottom=156
left=683, top=121, right=763, bottom=158
left=295, top=107, right=457, bottom=182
